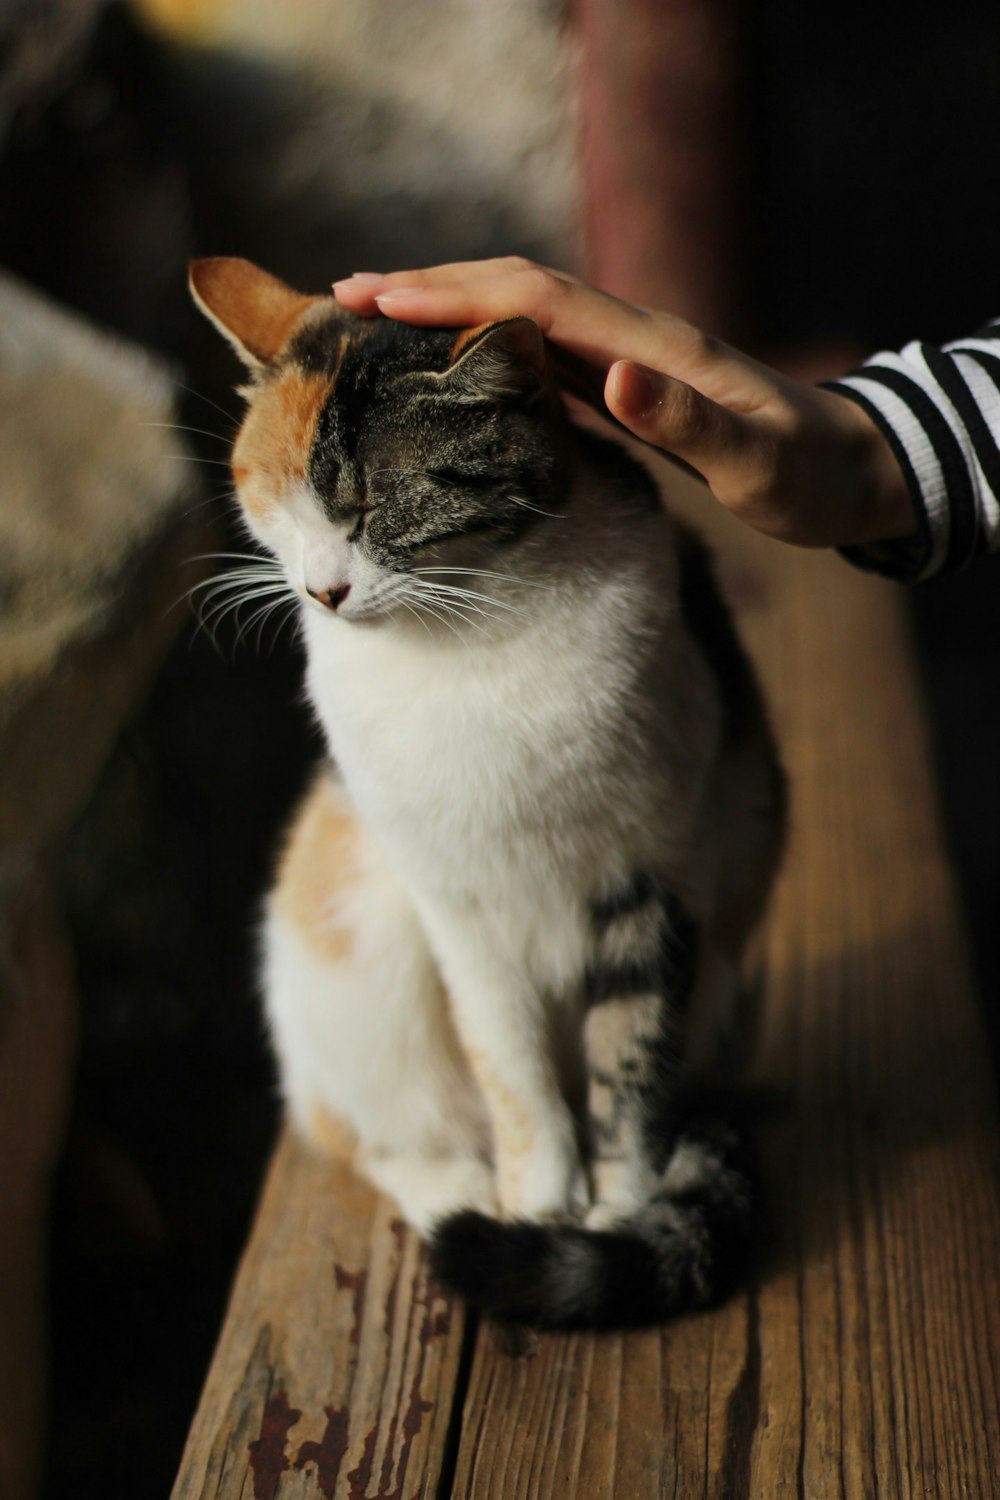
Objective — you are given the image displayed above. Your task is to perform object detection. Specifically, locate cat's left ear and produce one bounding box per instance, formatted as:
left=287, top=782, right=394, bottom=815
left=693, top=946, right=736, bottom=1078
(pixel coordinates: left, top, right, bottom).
left=445, top=318, right=547, bottom=401
left=189, top=257, right=324, bottom=368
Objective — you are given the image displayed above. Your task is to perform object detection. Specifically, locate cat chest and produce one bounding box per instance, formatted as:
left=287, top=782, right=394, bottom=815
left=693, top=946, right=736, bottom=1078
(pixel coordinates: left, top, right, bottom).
left=305, top=626, right=634, bottom=849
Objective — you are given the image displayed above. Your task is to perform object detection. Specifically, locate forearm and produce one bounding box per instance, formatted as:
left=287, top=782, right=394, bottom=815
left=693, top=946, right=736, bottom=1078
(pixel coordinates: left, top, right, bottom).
left=825, top=324, right=1000, bottom=580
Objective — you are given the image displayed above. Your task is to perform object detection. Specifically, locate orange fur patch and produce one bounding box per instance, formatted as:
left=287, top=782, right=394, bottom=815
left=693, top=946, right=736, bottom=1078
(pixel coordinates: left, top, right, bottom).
left=464, top=1045, right=539, bottom=1195
left=274, top=775, right=362, bottom=964
left=304, top=1104, right=358, bottom=1163
left=232, top=367, right=336, bottom=521
left=190, top=258, right=324, bottom=365
left=449, top=324, right=493, bottom=362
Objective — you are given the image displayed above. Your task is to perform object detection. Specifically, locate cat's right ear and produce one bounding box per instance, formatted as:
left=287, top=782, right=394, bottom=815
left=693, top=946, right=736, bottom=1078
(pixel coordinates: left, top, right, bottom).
left=189, top=258, right=323, bottom=368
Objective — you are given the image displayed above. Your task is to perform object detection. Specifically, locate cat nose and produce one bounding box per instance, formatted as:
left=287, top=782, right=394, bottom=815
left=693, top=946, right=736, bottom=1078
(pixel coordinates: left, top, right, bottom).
left=307, top=583, right=351, bottom=611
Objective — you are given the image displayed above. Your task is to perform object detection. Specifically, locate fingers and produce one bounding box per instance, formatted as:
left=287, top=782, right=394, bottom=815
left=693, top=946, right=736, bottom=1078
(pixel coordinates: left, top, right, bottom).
left=335, top=261, right=580, bottom=336
left=333, top=257, right=540, bottom=315
left=606, top=360, right=759, bottom=486
left=335, top=260, right=669, bottom=371
left=332, top=259, right=778, bottom=448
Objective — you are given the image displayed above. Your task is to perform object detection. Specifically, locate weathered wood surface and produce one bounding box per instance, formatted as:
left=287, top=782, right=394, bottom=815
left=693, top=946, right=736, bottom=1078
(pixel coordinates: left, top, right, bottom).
left=448, top=500, right=1000, bottom=1499
left=169, top=1130, right=468, bottom=1500
left=170, top=489, right=1000, bottom=1500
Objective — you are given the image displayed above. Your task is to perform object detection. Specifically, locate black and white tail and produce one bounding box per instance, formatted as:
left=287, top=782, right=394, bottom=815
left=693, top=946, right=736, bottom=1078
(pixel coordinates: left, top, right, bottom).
left=428, top=1116, right=754, bottom=1330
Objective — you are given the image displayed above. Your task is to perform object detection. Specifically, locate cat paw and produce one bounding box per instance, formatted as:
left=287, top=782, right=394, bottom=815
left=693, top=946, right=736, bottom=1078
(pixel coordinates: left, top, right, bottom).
left=585, top=1158, right=655, bottom=1229
left=584, top=1202, right=627, bottom=1232
left=497, top=1143, right=590, bottom=1222
left=366, top=1153, right=497, bottom=1236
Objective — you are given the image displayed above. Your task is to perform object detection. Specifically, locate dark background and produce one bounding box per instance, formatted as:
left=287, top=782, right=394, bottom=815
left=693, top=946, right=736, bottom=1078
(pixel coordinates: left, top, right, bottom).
left=1, top=3, right=997, bottom=1494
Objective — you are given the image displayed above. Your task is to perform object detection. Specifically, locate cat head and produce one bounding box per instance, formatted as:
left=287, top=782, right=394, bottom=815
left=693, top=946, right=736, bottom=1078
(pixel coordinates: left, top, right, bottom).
left=190, top=257, right=569, bottom=626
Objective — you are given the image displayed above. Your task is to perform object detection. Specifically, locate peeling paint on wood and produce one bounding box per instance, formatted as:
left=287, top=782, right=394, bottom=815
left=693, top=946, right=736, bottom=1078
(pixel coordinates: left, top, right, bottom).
left=293, top=1405, right=350, bottom=1498
left=169, top=1138, right=465, bottom=1500
left=248, top=1389, right=301, bottom=1500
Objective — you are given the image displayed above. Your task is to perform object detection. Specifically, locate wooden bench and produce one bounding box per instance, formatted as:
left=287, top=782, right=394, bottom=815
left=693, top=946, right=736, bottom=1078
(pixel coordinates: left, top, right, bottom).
left=169, top=468, right=1000, bottom=1499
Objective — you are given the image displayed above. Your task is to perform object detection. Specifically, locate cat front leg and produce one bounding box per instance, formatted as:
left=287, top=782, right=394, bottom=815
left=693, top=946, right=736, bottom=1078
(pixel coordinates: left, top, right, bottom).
left=583, top=874, right=700, bottom=1227
left=426, top=926, right=588, bottom=1222
left=263, top=772, right=495, bottom=1230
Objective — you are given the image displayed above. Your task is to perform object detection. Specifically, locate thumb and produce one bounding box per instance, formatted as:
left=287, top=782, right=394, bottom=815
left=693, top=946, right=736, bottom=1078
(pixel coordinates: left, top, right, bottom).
left=606, top=360, right=755, bottom=481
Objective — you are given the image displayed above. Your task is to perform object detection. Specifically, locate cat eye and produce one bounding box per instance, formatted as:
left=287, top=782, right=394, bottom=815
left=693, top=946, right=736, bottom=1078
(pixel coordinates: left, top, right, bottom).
left=427, top=467, right=495, bottom=492
left=346, top=508, right=372, bottom=543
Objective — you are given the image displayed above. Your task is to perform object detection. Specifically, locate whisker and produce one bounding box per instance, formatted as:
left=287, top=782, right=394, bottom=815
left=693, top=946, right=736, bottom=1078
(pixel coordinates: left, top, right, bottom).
left=170, top=380, right=242, bottom=429
left=268, top=598, right=304, bottom=654
left=403, top=591, right=472, bottom=641
left=407, top=578, right=496, bottom=625
left=185, top=567, right=284, bottom=592
left=410, top=580, right=521, bottom=628
left=509, top=494, right=565, bottom=519
left=412, top=589, right=491, bottom=638
left=239, top=595, right=288, bottom=650
left=141, top=420, right=236, bottom=446
left=413, top=565, right=546, bottom=590
left=199, top=587, right=290, bottom=630
left=397, top=596, right=432, bottom=637
left=189, top=550, right=274, bottom=564
left=420, top=602, right=469, bottom=641
left=179, top=577, right=285, bottom=612
left=182, top=489, right=236, bottom=517
left=414, top=580, right=525, bottom=618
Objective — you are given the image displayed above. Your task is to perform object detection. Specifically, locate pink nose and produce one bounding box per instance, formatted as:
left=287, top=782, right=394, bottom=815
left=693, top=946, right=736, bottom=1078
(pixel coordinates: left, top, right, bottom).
left=307, top=583, right=351, bottom=611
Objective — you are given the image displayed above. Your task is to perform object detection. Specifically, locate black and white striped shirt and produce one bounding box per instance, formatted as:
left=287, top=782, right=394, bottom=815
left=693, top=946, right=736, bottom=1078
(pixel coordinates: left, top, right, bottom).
left=826, top=320, right=1000, bottom=580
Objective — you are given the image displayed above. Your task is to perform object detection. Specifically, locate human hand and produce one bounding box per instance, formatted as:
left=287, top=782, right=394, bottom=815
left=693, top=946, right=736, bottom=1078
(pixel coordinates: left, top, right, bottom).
left=334, top=258, right=916, bottom=551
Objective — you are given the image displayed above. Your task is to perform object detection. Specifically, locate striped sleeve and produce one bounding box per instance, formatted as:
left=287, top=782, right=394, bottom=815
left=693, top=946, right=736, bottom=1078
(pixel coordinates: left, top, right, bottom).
left=824, top=319, right=1000, bottom=580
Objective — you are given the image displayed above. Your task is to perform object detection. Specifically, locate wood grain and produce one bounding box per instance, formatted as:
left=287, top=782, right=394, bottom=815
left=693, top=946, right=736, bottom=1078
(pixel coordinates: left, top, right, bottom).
left=171, top=489, right=1000, bottom=1499
left=168, top=1130, right=467, bottom=1500
left=448, top=498, right=1000, bottom=1499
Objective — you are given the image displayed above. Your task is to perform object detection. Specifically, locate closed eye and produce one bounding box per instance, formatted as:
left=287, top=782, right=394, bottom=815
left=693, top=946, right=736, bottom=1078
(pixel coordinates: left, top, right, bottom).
left=345, top=504, right=380, bottom=543
left=427, top=467, right=497, bottom=491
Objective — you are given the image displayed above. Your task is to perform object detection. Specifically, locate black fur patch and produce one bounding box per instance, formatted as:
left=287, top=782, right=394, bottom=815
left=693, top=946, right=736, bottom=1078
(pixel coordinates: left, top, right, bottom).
left=284, top=311, right=570, bottom=568
left=677, top=532, right=761, bottom=746
left=589, top=870, right=659, bottom=929
left=429, top=1109, right=755, bottom=1330
left=585, top=880, right=699, bottom=1007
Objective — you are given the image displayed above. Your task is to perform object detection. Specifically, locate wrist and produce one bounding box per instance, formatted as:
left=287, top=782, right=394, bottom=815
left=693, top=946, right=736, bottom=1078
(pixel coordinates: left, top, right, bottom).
left=824, top=388, right=919, bottom=546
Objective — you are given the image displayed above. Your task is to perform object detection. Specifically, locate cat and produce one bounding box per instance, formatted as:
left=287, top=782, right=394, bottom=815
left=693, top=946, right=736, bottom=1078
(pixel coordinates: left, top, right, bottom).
left=190, top=256, right=786, bottom=1329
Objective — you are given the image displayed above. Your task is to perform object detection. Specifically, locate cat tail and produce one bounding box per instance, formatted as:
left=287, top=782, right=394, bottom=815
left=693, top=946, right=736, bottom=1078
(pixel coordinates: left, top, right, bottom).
left=427, top=1116, right=755, bottom=1330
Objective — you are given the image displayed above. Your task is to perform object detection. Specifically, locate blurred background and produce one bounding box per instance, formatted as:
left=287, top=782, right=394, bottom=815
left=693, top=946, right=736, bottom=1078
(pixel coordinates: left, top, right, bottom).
left=0, top=1, right=997, bottom=1495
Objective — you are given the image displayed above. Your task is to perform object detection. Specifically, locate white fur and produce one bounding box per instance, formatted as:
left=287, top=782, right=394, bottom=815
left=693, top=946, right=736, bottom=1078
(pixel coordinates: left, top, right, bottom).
left=255, top=465, right=748, bottom=1226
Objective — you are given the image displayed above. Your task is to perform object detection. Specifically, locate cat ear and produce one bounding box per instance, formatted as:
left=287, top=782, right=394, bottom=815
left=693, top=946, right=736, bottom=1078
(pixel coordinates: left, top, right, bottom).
left=445, top=317, right=546, bottom=400
left=189, top=257, right=323, bottom=368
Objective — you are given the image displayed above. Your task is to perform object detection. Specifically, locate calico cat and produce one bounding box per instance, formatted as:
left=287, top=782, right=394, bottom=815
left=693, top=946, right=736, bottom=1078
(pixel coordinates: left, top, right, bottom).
left=190, top=256, right=786, bottom=1329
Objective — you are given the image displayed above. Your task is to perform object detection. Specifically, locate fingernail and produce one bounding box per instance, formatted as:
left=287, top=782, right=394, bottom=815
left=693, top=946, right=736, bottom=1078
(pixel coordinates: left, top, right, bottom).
left=332, top=273, right=384, bottom=293
left=610, top=360, right=662, bottom=417
left=375, top=288, right=422, bottom=303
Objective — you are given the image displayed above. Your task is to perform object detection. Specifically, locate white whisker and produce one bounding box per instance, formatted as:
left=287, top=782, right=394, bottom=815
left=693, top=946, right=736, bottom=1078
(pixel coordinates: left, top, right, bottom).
left=412, top=588, right=492, bottom=638
left=413, top=565, right=546, bottom=590
left=169, top=381, right=241, bottom=429
left=199, top=586, right=290, bottom=629
left=410, top=581, right=494, bottom=623
left=141, top=421, right=235, bottom=446
left=397, top=596, right=433, bottom=637
left=414, top=580, right=525, bottom=619
left=509, top=494, right=565, bottom=519
left=402, top=585, right=483, bottom=640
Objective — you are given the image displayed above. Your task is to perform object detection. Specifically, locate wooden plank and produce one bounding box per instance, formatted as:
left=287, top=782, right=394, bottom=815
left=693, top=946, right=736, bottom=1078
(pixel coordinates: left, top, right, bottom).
left=169, top=1129, right=467, bottom=1500
left=449, top=495, right=1000, bottom=1499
